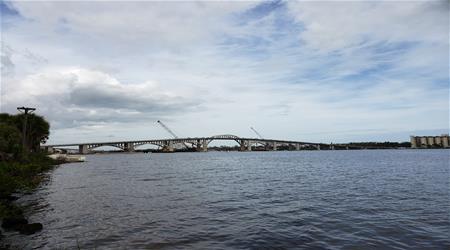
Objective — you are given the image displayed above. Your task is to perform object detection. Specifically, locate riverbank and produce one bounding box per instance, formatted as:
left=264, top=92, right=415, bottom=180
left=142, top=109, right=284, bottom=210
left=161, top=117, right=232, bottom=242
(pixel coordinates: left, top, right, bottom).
left=0, top=153, right=61, bottom=246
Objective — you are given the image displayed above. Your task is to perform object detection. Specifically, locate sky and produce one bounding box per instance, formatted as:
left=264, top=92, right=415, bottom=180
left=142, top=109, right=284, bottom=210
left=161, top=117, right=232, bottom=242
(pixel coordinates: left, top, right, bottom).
left=0, top=0, right=449, bottom=145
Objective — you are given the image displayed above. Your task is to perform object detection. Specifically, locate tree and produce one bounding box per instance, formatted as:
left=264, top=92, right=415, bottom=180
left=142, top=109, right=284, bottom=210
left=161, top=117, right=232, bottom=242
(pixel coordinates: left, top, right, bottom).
left=15, top=114, right=50, bottom=152
left=0, top=113, right=50, bottom=154
left=0, top=123, right=22, bottom=160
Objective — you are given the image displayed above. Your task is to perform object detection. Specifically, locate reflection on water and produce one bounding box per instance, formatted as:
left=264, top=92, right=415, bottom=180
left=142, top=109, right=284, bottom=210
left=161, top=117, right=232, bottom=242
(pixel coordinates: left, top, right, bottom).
left=4, top=150, right=450, bottom=249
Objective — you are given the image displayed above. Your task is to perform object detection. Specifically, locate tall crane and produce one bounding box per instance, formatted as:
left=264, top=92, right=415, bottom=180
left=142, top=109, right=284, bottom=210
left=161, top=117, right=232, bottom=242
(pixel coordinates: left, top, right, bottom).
left=157, top=120, right=191, bottom=149
left=250, top=126, right=264, bottom=139
left=157, top=120, right=178, bottom=138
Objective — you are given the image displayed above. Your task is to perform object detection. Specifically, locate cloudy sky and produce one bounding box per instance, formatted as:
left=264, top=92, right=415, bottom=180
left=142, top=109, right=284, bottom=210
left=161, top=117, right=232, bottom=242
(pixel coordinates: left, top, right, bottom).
left=1, top=1, right=448, bottom=144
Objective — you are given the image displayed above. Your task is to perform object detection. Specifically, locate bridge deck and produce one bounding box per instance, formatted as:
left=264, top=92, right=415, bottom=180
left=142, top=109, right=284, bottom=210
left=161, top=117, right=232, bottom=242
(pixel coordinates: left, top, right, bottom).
left=45, top=136, right=327, bottom=147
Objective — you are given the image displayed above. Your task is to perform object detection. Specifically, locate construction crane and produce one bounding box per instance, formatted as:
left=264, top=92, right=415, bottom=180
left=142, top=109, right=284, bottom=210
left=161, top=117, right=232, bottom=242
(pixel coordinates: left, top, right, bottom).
left=250, top=126, right=264, bottom=139
left=157, top=120, right=192, bottom=149
left=157, top=120, right=179, bottom=138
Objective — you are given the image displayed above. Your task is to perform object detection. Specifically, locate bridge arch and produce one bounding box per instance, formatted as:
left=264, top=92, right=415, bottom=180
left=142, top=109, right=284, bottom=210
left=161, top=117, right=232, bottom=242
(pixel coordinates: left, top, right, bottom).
left=134, top=142, right=164, bottom=148
left=210, top=134, right=239, bottom=139
left=88, top=144, right=124, bottom=151
left=134, top=143, right=162, bottom=150
left=207, top=135, right=244, bottom=146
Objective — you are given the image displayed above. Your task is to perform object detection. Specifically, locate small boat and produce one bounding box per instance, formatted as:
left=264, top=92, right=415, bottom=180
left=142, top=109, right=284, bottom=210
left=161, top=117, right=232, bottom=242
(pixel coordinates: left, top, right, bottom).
left=48, top=154, right=86, bottom=162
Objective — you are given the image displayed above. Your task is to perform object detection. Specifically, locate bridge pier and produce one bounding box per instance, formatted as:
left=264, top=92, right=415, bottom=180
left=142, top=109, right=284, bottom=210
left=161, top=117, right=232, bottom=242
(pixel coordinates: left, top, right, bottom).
left=79, top=144, right=89, bottom=154
left=162, top=141, right=174, bottom=152
left=196, top=139, right=207, bottom=152
left=240, top=140, right=245, bottom=151
left=295, top=143, right=300, bottom=151
left=125, top=142, right=135, bottom=152
left=239, top=140, right=250, bottom=151
left=316, top=144, right=321, bottom=150
left=272, top=142, right=277, bottom=151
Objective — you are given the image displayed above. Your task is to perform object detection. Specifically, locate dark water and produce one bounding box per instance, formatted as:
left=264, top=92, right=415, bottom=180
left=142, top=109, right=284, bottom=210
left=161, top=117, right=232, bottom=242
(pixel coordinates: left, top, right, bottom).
left=4, top=150, right=450, bottom=249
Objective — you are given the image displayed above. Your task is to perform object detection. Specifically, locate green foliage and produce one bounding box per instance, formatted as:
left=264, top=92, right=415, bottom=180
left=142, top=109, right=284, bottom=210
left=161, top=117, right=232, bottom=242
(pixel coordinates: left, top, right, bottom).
left=0, top=202, right=23, bottom=219
left=0, top=153, right=56, bottom=197
left=0, top=123, right=23, bottom=160
left=12, top=113, right=50, bottom=152
left=0, top=112, right=55, bottom=220
left=0, top=153, right=56, bottom=221
left=0, top=112, right=50, bottom=155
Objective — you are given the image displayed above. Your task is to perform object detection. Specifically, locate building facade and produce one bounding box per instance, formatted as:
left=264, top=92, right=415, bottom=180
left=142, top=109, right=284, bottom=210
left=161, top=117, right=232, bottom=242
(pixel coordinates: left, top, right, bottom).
left=410, top=134, right=450, bottom=148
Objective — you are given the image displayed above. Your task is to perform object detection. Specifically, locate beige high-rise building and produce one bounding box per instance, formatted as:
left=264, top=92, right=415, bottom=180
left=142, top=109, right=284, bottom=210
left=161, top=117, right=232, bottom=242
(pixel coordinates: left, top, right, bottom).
left=410, top=134, right=450, bottom=148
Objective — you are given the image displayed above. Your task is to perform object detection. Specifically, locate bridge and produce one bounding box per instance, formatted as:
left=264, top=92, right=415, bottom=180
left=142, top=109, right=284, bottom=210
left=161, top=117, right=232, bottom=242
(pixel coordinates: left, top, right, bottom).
left=42, top=134, right=344, bottom=154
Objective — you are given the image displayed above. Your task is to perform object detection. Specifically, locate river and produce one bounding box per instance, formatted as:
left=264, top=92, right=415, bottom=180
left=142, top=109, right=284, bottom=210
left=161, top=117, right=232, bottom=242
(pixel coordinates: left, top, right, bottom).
left=3, top=150, right=449, bottom=249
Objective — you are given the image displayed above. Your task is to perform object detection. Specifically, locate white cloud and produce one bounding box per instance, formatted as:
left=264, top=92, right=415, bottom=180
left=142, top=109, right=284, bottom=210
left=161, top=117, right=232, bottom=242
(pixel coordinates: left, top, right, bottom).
left=2, top=67, right=201, bottom=130
left=287, top=1, right=448, bottom=52
left=8, top=1, right=258, bottom=49
left=1, top=1, right=448, bottom=143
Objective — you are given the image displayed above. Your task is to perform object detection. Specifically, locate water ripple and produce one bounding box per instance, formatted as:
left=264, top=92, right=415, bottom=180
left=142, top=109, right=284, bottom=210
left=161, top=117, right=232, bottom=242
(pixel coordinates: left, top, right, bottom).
left=4, top=150, right=449, bottom=249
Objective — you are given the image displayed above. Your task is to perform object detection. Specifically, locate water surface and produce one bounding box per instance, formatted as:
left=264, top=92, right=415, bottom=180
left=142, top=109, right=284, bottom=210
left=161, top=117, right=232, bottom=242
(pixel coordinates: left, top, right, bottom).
left=5, top=150, right=450, bottom=249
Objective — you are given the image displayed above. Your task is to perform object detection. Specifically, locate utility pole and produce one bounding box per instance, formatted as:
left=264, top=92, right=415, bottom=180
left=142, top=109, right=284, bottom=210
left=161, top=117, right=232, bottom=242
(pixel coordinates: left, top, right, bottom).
left=17, top=106, right=36, bottom=150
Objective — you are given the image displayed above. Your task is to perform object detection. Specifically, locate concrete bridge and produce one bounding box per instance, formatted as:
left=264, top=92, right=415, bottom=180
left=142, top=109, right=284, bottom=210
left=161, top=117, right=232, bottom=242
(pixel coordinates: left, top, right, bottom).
left=43, top=134, right=336, bottom=154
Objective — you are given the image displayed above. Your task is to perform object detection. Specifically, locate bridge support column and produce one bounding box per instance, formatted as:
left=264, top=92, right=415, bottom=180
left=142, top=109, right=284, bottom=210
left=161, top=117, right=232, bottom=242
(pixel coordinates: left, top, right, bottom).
left=162, top=141, right=174, bottom=152
left=316, top=144, right=321, bottom=150
left=240, top=140, right=244, bottom=151
left=79, top=144, right=89, bottom=154
left=295, top=144, right=300, bottom=151
left=272, top=142, right=277, bottom=151
left=239, top=140, right=252, bottom=151
left=125, top=142, right=135, bottom=152
left=196, top=140, right=207, bottom=152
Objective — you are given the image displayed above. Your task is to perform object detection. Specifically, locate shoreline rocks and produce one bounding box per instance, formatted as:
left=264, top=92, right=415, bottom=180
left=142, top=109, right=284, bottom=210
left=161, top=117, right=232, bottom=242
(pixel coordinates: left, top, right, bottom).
left=17, top=223, right=43, bottom=235
left=1, top=216, right=42, bottom=235
left=1, top=201, right=43, bottom=236
left=1, top=217, right=28, bottom=229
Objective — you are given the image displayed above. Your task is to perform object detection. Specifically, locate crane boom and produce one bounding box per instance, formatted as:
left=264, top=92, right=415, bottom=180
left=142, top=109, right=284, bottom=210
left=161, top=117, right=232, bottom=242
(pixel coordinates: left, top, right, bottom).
left=157, top=120, right=193, bottom=149
left=157, top=120, right=178, bottom=138
left=250, top=127, right=264, bottom=139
